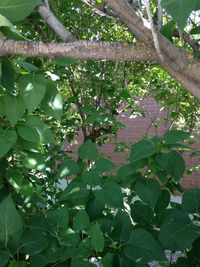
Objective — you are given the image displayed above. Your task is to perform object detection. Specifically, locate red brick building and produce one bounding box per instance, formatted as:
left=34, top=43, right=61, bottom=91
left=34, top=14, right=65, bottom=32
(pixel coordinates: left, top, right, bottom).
left=65, top=97, right=200, bottom=189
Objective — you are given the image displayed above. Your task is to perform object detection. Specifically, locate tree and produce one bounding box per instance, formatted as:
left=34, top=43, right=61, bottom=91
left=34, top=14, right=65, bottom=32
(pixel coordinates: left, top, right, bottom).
left=0, top=1, right=200, bottom=266
left=0, top=0, right=200, bottom=99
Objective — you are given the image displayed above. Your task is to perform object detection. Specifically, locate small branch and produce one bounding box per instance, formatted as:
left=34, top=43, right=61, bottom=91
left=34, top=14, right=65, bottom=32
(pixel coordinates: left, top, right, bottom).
left=81, top=0, right=116, bottom=19
left=157, top=0, right=163, bottom=30
left=37, top=4, right=76, bottom=42
left=144, top=0, right=164, bottom=61
left=0, top=39, right=156, bottom=61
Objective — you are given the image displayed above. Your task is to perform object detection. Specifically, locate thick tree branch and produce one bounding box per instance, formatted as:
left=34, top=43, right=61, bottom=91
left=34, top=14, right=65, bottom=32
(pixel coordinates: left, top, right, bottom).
left=0, top=39, right=156, bottom=61
left=37, top=4, right=76, bottom=42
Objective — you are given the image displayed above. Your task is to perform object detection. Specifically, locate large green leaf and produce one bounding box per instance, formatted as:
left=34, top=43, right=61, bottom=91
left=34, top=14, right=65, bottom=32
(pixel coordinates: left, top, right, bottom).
left=40, top=83, right=63, bottom=120
left=25, top=116, right=55, bottom=144
left=47, top=207, right=69, bottom=234
left=0, top=0, right=42, bottom=22
left=0, top=57, right=15, bottom=93
left=161, top=0, right=197, bottom=30
left=73, top=210, right=90, bottom=231
left=17, top=125, right=41, bottom=143
left=60, top=182, right=89, bottom=201
left=0, top=195, right=23, bottom=244
left=56, top=159, right=80, bottom=179
left=86, top=198, right=105, bottom=221
left=53, top=57, right=78, bottom=66
left=20, top=230, right=48, bottom=255
left=130, top=139, right=156, bottom=162
left=60, top=228, right=81, bottom=247
left=0, top=129, right=17, bottom=158
left=95, top=158, right=116, bottom=173
left=182, top=188, right=200, bottom=214
left=21, top=151, right=46, bottom=171
left=30, top=255, right=49, bottom=267
left=124, top=229, right=166, bottom=263
left=130, top=201, right=154, bottom=224
left=155, top=151, right=185, bottom=180
left=159, top=210, right=200, bottom=251
left=0, top=250, right=9, bottom=267
left=78, top=140, right=99, bottom=161
left=89, top=223, right=105, bottom=252
left=19, top=74, right=47, bottom=114
left=94, top=182, right=123, bottom=207
left=4, top=94, right=26, bottom=126
left=0, top=14, right=24, bottom=40
left=82, top=170, right=101, bottom=186
left=135, top=178, right=161, bottom=209
left=163, top=130, right=190, bottom=144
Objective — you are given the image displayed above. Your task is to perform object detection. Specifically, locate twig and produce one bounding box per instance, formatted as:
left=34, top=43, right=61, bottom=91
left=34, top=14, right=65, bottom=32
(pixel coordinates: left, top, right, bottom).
left=37, top=4, right=76, bottom=42
left=144, top=0, right=164, bottom=61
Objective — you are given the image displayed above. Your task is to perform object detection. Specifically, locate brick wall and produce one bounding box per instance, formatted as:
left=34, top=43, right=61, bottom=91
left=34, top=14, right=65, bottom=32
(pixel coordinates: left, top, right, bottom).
left=64, top=97, right=200, bottom=189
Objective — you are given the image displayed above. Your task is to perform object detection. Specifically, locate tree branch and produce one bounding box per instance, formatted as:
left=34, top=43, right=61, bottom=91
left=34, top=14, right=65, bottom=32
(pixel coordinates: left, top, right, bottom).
left=0, top=39, right=156, bottom=61
left=37, top=4, right=76, bottom=42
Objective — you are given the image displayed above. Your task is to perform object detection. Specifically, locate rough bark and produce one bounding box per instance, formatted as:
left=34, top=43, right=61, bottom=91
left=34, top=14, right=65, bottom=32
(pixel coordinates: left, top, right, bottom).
left=0, top=39, right=156, bottom=61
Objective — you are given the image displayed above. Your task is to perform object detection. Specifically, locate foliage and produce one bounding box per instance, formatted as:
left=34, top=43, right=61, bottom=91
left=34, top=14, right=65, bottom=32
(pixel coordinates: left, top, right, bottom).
left=0, top=0, right=200, bottom=266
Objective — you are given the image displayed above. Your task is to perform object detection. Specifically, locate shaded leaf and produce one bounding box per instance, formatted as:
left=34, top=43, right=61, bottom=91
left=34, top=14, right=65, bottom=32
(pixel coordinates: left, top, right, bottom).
left=156, top=151, right=185, bottom=180
left=0, top=129, right=17, bottom=158
left=159, top=210, right=200, bottom=250
left=0, top=195, right=23, bottom=244
left=130, top=139, right=156, bottom=162
left=78, top=140, right=99, bottom=161
left=124, top=229, right=166, bottom=263
left=0, top=0, right=42, bottom=22
left=182, top=188, right=200, bottom=214
left=73, top=210, right=90, bottom=231
left=89, top=223, right=105, bottom=252
left=4, top=94, right=26, bottom=126
left=19, top=74, right=47, bottom=114
left=40, top=83, right=63, bottom=120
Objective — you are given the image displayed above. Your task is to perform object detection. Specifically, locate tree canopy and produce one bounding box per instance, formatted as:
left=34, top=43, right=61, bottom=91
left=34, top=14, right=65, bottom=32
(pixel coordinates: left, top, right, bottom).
left=0, top=0, right=200, bottom=99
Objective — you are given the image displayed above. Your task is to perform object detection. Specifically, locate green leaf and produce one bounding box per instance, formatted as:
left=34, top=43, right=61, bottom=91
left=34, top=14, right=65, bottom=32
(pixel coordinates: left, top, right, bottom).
left=155, top=189, right=170, bottom=212
left=21, top=151, right=46, bottom=171
left=1, top=57, right=15, bottom=93
left=0, top=250, right=9, bottom=267
left=82, top=170, right=101, bottom=186
left=0, top=195, right=23, bottom=244
left=60, top=182, right=89, bottom=201
left=40, top=82, right=63, bottom=120
left=86, top=198, right=105, bottom=221
left=56, top=159, right=80, bottom=179
left=73, top=210, right=90, bottom=231
left=60, top=228, right=81, bottom=247
left=0, top=129, right=17, bottom=158
left=78, top=140, right=99, bottom=161
left=95, top=158, right=116, bottom=173
left=130, top=201, right=154, bottom=224
left=0, top=0, right=42, bottom=22
left=0, top=14, right=25, bottom=40
left=4, top=94, right=26, bottom=126
left=130, top=139, right=156, bottom=162
left=19, top=74, right=47, bottom=114
left=14, top=60, right=38, bottom=72
left=159, top=210, right=200, bottom=251
left=53, top=57, right=78, bottom=66
left=161, top=0, right=197, bottom=31
left=26, top=116, right=55, bottom=144
left=8, top=261, right=26, bottom=267
left=156, top=151, right=185, bottom=180
left=135, top=178, right=161, bottom=209
left=94, top=182, right=123, bottom=207
left=182, top=188, right=200, bottom=214
left=30, top=255, right=49, bottom=267
left=20, top=230, right=48, bottom=255
left=163, top=130, right=190, bottom=144
left=47, top=207, right=69, bottom=233
left=89, top=223, right=105, bottom=252
left=18, top=125, right=41, bottom=143
left=124, top=229, right=166, bottom=263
